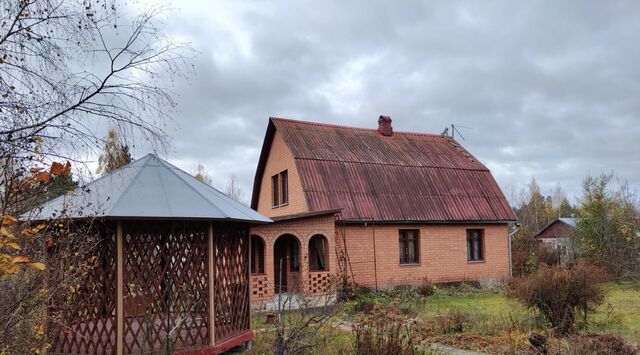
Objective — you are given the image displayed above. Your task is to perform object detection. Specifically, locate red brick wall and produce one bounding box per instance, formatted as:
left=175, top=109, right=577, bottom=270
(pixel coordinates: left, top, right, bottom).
left=250, top=219, right=511, bottom=301
left=256, top=130, right=309, bottom=217
left=338, top=223, right=511, bottom=287
left=249, top=214, right=336, bottom=301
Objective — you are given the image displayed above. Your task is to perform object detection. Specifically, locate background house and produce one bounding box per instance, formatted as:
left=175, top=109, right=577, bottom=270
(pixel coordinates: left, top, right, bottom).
left=534, top=217, right=578, bottom=265
left=249, top=116, right=517, bottom=301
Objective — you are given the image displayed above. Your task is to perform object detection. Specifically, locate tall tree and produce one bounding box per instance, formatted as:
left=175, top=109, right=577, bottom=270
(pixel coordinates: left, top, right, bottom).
left=224, top=173, right=247, bottom=205
left=575, top=173, right=640, bottom=280
left=510, top=178, right=576, bottom=275
left=97, top=129, right=133, bottom=174
left=1, top=0, right=190, bottom=169
left=0, top=1, right=190, bottom=352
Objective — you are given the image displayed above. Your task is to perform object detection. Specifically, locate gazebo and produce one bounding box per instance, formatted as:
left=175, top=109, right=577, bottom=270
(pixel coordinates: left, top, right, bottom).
left=31, top=154, right=271, bottom=354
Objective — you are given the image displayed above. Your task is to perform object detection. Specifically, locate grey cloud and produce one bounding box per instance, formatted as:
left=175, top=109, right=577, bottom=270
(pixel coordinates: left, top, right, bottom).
left=140, top=0, right=640, bottom=201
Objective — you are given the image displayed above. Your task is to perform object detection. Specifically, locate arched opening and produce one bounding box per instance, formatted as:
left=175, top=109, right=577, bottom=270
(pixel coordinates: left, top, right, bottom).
left=251, top=235, right=265, bottom=274
left=309, top=234, right=329, bottom=271
left=273, top=234, right=300, bottom=293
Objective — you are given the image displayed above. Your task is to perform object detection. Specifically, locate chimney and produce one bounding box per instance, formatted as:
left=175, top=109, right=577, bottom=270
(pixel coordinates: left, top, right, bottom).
left=377, top=115, right=393, bottom=136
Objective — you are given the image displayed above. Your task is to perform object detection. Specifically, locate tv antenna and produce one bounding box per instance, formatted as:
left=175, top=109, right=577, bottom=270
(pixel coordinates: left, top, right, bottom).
left=450, top=124, right=471, bottom=140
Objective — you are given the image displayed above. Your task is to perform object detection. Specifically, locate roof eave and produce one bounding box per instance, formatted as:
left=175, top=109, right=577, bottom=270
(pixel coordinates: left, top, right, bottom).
left=270, top=208, right=342, bottom=222
left=250, top=119, right=277, bottom=210
left=534, top=218, right=576, bottom=238
left=23, top=214, right=272, bottom=224
left=336, top=219, right=518, bottom=225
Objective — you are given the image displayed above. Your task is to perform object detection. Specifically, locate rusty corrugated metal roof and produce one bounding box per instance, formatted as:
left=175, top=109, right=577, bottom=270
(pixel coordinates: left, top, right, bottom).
left=251, top=117, right=516, bottom=223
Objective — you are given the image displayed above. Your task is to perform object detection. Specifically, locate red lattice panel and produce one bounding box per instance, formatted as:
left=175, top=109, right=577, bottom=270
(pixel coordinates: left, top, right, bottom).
left=48, top=224, right=117, bottom=354
left=307, top=272, right=330, bottom=294
left=213, top=224, right=250, bottom=342
left=122, top=221, right=209, bottom=354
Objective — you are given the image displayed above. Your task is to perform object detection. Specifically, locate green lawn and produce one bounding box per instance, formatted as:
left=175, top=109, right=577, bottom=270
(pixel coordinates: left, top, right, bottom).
left=420, top=289, right=526, bottom=317
left=590, top=282, right=640, bottom=342
left=418, top=282, right=639, bottom=342
left=343, top=282, right=639, bottom=343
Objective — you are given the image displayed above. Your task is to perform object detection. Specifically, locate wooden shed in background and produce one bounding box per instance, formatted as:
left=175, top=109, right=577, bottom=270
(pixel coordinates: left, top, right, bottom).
left=30, top=154, right=271, bottom=354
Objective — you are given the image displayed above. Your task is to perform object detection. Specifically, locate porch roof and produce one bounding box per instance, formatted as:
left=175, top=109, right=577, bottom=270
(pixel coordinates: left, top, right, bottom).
left=270, top=208, right=342, bottom=222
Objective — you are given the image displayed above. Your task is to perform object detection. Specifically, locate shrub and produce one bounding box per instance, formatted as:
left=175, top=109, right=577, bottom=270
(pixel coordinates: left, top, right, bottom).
left=508, top=258, right=608, bottom=334
left=568, top=333, right=638, bottom=355
left=511, top=235, right=537, bottom=276
left=536, top=243, right=562, bottom=266
left=416, top=277, right=435, bottom=297
left=353, top=301, right=430, bottom=355
left=336, top=275, right=369, bottom=301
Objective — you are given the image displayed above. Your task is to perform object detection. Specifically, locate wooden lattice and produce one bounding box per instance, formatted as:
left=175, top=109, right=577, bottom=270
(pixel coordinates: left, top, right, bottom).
left=307, top=271, right=330, bottom=294
left=213, top=224, right=250, bottom=342
left=48, top=223, right=117, bottom=354
left=47, top=220, right=251, bottom=354
left=122, top=221, right=209, bottom=354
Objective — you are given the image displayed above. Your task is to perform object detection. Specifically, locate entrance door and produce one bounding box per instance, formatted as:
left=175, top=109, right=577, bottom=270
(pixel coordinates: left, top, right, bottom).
left=274, top=240, right=288, bottom=292
left=273, top=234, right=300, bottom=293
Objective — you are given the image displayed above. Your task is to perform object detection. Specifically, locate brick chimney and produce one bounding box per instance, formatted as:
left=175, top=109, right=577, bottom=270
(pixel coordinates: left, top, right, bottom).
left=377, top=115, right=393, bottom=136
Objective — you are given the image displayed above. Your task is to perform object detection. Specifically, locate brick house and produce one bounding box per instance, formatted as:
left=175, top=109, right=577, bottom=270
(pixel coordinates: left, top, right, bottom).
left=249, top=116, right=517, bottom=301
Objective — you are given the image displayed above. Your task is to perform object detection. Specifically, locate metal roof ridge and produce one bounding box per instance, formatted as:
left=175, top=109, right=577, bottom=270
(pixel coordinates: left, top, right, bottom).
left=153, top=156, right=230, bottom=218
left=107, top=154, right=155, bottom=216
left=270, top=116, right=444, bottom=138
left=292, top=157, right=490, bottom=171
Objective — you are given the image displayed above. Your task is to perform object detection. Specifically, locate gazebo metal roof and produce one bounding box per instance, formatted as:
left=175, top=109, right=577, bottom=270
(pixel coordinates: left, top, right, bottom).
left=30, top=153, right=271, bottom=223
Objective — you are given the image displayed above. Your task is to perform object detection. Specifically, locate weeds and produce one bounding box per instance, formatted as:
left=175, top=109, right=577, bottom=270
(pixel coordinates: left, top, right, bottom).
left=565, top=333, right=638, bottom=355
left=353, top=301, right=431, bottom=355
left=416, top=278, right=435, bottom=297
left=251, top=280, right=638, bottom=354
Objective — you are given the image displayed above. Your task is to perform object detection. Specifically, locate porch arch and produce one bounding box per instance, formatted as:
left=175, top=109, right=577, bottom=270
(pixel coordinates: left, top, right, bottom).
left=273, top=234, right=301, bottom=293
left=250, top=235, right=265, bottom=274
left=308, top=234, right=329, bottom=271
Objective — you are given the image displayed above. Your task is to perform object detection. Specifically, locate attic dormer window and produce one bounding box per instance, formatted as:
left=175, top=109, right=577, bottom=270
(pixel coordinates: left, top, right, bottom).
left=272, top=170, right=288, bottom=207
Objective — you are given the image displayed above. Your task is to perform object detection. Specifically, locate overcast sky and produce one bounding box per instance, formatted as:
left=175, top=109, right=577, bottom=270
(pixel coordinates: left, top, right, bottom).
left=130, top=0, right=640, bottom=204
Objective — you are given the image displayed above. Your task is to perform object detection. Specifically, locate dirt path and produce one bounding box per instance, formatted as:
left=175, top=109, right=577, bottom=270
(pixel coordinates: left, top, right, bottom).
left=431, top=343, right=488, bottom=355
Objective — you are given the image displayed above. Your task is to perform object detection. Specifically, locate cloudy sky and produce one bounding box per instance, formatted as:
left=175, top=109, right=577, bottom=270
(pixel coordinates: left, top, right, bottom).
left=130, top=0, right=640, bottom=204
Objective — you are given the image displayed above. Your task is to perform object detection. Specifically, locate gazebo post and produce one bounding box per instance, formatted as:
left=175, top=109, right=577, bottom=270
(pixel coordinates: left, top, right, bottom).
left=116, top=221, right=124, bottom=355
left=208, top=222, right=216, bottom=347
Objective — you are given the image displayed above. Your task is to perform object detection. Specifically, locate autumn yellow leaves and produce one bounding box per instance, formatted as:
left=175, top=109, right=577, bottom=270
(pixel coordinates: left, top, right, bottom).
left=0, top=161, right=71, bottom=277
